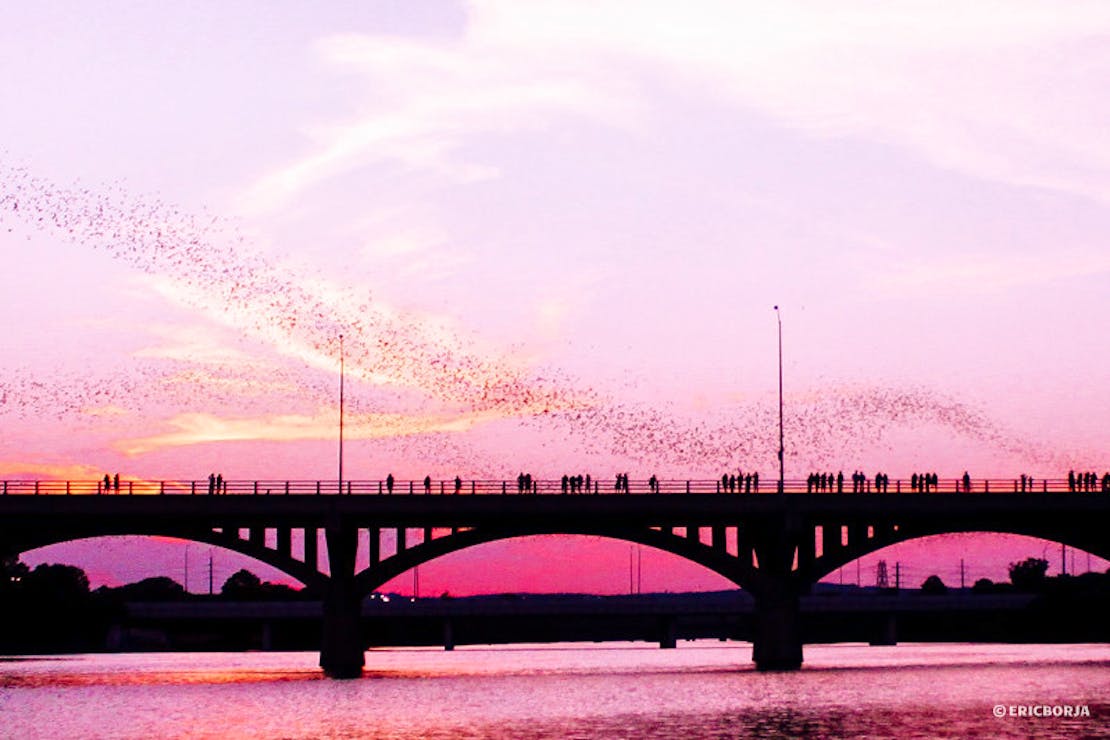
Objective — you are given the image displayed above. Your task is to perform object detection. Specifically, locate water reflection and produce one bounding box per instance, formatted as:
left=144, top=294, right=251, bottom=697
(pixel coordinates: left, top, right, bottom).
left=0, top=644, right=1106, bottom=739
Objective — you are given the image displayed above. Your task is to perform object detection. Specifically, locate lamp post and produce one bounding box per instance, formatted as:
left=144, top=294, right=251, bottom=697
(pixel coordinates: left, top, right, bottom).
left=338, top=333, right=345, bottom=495
left=774, top=306, right=784, bottom=493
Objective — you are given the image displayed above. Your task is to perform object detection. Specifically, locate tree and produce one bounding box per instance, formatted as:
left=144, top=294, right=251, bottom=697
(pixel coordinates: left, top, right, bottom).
left=22, top=563, right=90, bottom=604
left=971, top=578, right=994, bottom=594
left=221, top=569, right=263, bottom=599
left=1009, top=557, right=1049, bottom=591
left=921, top=574, right=947, bottom=595
left=113, top=576, right=186, bottom=601
left=0, top=555, right=28, bottom=594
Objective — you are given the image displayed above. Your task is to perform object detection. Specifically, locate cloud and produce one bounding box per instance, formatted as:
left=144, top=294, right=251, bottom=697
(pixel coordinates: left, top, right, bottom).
left=243, top=1, right=1110, bottom=210
left=115, top=406, right=538, bottom=456
left=860, top=248, right=1110, bottom=296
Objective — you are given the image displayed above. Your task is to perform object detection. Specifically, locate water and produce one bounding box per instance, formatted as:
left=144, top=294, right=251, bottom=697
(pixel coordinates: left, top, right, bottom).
left=1, top=643, right=1107, bottom=739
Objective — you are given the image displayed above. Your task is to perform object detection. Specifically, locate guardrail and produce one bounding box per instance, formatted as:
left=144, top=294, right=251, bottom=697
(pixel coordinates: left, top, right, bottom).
left=0, top=477, right=1104, bottom=496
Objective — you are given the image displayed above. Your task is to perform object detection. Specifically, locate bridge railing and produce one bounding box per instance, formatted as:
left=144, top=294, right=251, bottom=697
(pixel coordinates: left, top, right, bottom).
left=0, top=477, right=1103, bottom=496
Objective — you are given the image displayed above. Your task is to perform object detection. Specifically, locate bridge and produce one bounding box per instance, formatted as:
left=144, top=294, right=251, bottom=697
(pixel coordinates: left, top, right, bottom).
left=2, top=477, right=1108, bottom=678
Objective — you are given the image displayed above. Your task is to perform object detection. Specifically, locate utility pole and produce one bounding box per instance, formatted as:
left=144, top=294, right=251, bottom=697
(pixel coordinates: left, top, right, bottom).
left=629, top=546, right=634, bottom=595
left=637, top=546, right=642, bottom=595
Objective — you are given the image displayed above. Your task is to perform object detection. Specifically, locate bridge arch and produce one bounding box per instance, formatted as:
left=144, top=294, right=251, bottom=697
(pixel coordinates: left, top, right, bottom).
left=807, top=523, right=1110, bottom=586
left=354, top=526, right=754, bottom=598
left=10, top=530, right=325, bottom=591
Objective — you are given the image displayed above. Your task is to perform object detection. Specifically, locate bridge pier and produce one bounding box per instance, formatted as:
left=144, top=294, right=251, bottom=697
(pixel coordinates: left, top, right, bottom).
left=659, top=616, right=677, bottom=649
left=443, top=618, right=455, bottom=651
left=752, top=590, right=803, bottom=671
left=870, top=613, right=898, bottom=646
left=749, top=521, right=805, bottom=671
left=319, top=526, right=365, bottom=679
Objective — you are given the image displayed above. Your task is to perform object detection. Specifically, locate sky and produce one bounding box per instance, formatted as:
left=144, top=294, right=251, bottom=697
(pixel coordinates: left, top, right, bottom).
left=1, top=1, right=1108, bottom=594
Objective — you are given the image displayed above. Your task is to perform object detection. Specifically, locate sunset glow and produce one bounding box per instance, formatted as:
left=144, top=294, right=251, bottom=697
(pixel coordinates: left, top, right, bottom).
left=2, top=1, right=1108, bottom=593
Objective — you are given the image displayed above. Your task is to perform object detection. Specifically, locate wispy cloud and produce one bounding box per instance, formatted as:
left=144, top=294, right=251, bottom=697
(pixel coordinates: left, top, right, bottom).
left=243, top=1, right=1110, bottom=210
left=116, top=405, right=551, bottom=456
left=861, top=248, right=1110, bottom=297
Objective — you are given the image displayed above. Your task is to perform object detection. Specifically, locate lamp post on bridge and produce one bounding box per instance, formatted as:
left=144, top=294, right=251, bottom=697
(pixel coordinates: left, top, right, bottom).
left=338, top=333, right=345, bottom=495
left=774, top=306, right=784, bottom=493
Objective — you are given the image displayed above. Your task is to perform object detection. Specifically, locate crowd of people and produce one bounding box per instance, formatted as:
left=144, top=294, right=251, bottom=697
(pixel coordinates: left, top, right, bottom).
left=560, top=474, right=592, bottom=493
left=1069, top=470, right=1110, bottom=492
left=720, top=472, right=759, bottom=492
left=806, top=471, right=891, bottom=492
left=89, top=471, right=1110, bottom=496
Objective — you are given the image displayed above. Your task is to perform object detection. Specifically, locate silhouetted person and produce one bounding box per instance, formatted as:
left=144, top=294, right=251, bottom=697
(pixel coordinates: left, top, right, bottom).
left=386, top=473, right=395, bottom=494
left=424, top=475, right=432, bottom=494
left=207, top=473, right=215, bottom=495
left=752, top=472, right=759, bottom=492
left=103, top=474, right=110, bottom=494
left=525, top=473, right=533, bottom=493
left=962, top=471, right=971, bottom=492
left=114, top=473, right=121, bottom=493
left=454, top=476, right=462, bottom=494
left=837, top=471, right=844, bottom=493
left=1068, top=470, right=1076, bottom=492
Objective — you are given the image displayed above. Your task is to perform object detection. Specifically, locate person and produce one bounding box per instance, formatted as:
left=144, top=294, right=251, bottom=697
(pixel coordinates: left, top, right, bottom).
left=962, top=471, right=971, bottom=492
left=837, top=471, right=844, bottom=493
left=113, top=473, right=120, bottom=493
left=454, top=476, right=462, bottom=494
left=721, top=474, right=729, bottom=493
left=585, top=474, right=592, bottom=494
left=207, top=473, right=215, bottom=495
left=1068, top=470, right=1076, bottom=492
left=102, top=474, right=110, bottom=494
left=423, top=475, right=432, bottom=494
left=561, top=474, right=569, bottom=494
left=215, top=473, right=223, bottom=495
left=386, top=473, right=395, bottom=494
left=752, top=472, right=759, bottom=492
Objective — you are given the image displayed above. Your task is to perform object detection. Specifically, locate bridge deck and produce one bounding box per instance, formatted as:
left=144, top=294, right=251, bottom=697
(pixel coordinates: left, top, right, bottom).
left=2, top=476, right=1105, bottom=496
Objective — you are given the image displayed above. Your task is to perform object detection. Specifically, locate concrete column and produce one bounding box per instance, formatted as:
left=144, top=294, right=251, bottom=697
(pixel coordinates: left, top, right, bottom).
left=869, top=613, right=897, bottom=646
left=320, top=526, right=364, bottom=679
left=659, top=616, right=677, bottom=649
left=752, top=589, right=803, bottom=670
left=751, top=517, right=804, bottom=671
left=443, top=618, right=455, bottom=651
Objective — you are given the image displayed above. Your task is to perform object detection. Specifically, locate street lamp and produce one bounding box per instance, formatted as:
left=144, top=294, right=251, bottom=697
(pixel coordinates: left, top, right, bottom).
left=774, top=306, right=784, bottom=493
left=338, top=333, right=345, bottom=495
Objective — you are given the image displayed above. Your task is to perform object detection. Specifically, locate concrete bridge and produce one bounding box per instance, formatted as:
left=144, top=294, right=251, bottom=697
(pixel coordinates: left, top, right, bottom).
left=2, top=478, right=1108, bottom=677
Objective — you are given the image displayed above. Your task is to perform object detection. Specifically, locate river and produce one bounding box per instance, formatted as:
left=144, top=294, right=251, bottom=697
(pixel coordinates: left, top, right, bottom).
left=1, top=643, right=1107, bottom=738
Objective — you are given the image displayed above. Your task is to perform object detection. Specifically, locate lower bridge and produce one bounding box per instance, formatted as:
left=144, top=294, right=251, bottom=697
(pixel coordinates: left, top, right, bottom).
left=116, top=592, right=1043, bottom=652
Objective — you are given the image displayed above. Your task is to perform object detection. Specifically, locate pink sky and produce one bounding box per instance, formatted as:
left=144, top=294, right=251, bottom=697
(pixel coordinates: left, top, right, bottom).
left=2, top=2, right=1108, bottom=593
